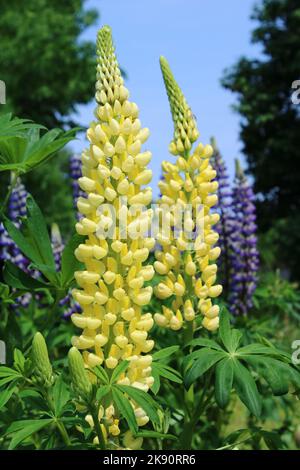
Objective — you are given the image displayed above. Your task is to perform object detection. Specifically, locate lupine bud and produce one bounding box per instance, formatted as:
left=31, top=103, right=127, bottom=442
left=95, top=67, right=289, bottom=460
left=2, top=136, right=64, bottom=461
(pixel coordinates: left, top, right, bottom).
left=71, top=26, right=154, bottom=440
left=32, top=332, right=53, bottom=387
left=153, top=58, right=222, bottom=332
left=68, top=347, right=92, bottom=401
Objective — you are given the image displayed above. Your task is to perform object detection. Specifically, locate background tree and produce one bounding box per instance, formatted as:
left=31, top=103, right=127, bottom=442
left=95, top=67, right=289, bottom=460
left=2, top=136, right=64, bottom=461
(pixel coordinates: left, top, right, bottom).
left=222, top=0, right=300, bottom=279
left=0, top=0, right=98, bottom=128
left=0, top=0, right=100, bottom=235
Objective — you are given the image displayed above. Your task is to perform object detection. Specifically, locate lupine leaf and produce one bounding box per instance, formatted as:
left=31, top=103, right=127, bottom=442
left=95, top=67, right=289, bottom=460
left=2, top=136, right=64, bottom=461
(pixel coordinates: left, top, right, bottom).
left=0, top=384, right=17, bottom=410
left=151, top=367, right=161, bottom=395
left=3, top=261, right=47, bottom=290
left=26, top=195, right=56, bottom=272
left=0, top=114, right=44, bottom=140
left=60, top=233, right=84, bottom=287
left=152, top=363, right=182, bottom=384
left=7, top=419, right=53, bottom=449
left=233, top=360, right=262, bottom=417
left=219, top=308, right=235, bottom=352
left=153, top=346, right=179, bottom=360
left=184, top=349, right=225, bottom=389
left=110, top=360, right=129, bottom=384
left=187, top=338, right=224, bottom=352
left=92, top=366, right=109, bottom=384
left=116, top=385, right=160, bottom=425
left=53, top=375, right=70, bottom=416
left=0, top=366, right=22, bottom=378
left=112, top=387, right=138, bottom=434
left=135, top=430, right=177, bottom=441
left=96, top=384, right=110, bottom=402
left=215, top=358, right=234, bottom=408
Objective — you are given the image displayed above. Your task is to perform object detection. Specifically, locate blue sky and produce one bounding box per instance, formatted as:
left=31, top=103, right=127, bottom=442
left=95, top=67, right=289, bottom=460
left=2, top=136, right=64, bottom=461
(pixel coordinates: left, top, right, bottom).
left=72, top=0, right=260, bottom=196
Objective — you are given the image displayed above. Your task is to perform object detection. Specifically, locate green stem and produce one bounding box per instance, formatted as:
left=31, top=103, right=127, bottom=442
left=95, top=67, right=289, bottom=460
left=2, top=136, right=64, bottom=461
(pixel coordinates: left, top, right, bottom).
left=179, top=320, right=195, bottom=449
left=56, top=420, right=71, bottom=447
left=0, top=172, right=19, bottom=216
left=90, top=406, right=106, bottom=450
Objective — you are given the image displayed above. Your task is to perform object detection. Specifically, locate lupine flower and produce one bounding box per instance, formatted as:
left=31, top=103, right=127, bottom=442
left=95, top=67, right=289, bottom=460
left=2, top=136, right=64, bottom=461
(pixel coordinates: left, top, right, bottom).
left=70, top=154, right=86, bottom=218
left=71, top=26, right=155, bottom=440
left=0, top=179, right=30, bottom=272
left=51, top=223, right=64, bottom=271
left=211, top=138, right=232, bottom=295
left=0, top=179, right=34, bottom=308
left=228, top=160, right=259, bottom=315
left=153, top=57, right=222, bottom=332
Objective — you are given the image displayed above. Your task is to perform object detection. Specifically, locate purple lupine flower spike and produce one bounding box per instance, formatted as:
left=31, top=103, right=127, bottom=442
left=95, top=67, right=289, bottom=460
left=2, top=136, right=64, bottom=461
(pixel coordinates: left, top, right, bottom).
left=211, top=138, right=232, bottom=296
left=70, top=154, right=85, bottom=218
left=1, top=178, right=34, bottom=308
left=228, top=159, right=259, bottom=315
left=7, top=179, right=31, bottom=273
left=51, top=223, right=64, bottom=271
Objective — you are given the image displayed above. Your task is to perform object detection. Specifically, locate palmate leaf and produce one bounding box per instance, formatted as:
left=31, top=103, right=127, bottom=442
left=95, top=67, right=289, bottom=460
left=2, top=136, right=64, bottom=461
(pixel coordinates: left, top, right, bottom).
left=0, top=126, right=78, bottom=174
left=183, top=309, right=300, bottom=418
left=6, top=418, right=54, bottom=450
left=0, top=114, right=44, bottom=139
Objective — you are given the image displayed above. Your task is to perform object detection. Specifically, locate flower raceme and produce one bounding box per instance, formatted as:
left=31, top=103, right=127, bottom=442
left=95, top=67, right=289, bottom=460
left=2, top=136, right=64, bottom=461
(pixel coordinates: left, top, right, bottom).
left=153, top=57, right=222, bottom=332
left=71, top=26, right=155, bottom=439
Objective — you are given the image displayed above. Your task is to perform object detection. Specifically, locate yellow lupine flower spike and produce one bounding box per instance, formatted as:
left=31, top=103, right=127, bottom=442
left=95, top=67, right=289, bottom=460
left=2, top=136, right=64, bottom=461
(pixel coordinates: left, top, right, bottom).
left=154, top=56, right=222, bottom=332
left=71, top=25, right=155, bottom=440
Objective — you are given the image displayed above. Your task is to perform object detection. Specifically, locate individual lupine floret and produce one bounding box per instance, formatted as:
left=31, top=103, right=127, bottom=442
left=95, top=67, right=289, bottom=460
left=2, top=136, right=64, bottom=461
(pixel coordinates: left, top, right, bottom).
left=71, top=25, right=155, bottom=440
left=153, top=57, right=222, bottom=332
left=211, top=138, right=232, bottom=295
left=228, top=160, right=259, bottom=315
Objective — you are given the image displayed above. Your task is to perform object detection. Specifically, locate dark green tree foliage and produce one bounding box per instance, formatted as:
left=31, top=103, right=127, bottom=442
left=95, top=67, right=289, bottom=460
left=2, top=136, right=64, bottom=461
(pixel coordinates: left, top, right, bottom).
left=222, top=0, right=300, bottom=229
left=0, top=0, right=98, bottom=128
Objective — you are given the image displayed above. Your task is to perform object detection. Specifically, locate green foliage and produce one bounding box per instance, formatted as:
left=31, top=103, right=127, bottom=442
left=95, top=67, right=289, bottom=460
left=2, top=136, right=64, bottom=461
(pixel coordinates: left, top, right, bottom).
left=222, top=0, right=300, bottom=278
left=184, top=310, right=300, bottom=417
left=0, top=124, right=78, bottom=175
left=0, top=0, right=99, bottom=128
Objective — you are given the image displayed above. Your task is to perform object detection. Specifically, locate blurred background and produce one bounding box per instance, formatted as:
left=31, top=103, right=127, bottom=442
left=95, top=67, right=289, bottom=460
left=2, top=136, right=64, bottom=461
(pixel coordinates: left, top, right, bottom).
left=0, top=0, right=299, bottom=280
